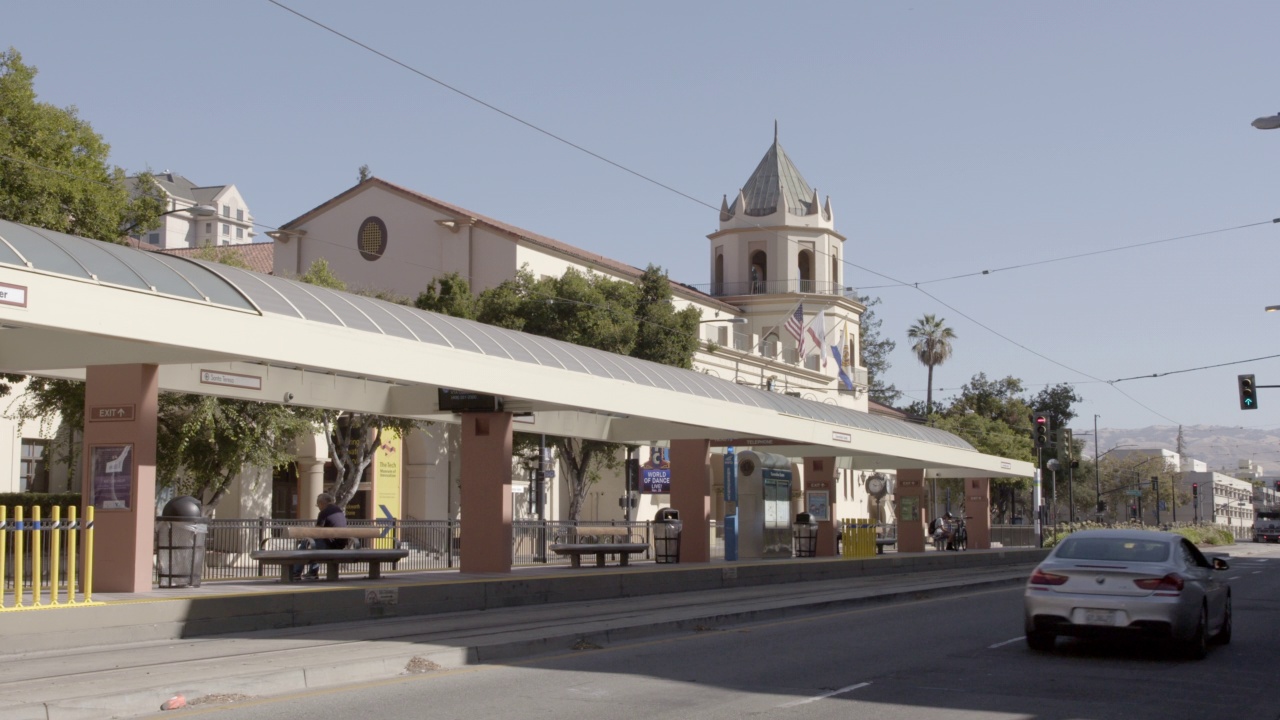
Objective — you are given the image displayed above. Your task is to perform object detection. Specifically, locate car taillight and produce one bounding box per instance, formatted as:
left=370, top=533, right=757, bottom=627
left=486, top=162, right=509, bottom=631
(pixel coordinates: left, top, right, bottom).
left=1029, top=569, right=1068, bottom=586
left=1134, top=573, right=1184, bottom=592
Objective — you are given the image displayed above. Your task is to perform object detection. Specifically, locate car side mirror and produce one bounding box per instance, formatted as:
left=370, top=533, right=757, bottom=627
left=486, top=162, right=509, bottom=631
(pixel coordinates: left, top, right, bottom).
left=1211, top=557, right=1230, bottom=571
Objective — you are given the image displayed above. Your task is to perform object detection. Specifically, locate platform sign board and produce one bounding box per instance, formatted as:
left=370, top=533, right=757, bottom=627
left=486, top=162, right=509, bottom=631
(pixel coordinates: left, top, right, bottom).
left=90, top=444, right=133, bottom=510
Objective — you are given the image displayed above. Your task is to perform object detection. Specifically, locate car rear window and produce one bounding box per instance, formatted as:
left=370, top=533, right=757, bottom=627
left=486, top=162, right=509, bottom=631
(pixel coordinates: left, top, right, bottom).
left=1054, top=537, right=1170, bottom=563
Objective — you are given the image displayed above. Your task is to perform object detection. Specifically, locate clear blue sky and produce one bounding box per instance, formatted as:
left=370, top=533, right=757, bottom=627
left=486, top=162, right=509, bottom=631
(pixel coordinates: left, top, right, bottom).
left=5, top=1, right=1279, bottom=435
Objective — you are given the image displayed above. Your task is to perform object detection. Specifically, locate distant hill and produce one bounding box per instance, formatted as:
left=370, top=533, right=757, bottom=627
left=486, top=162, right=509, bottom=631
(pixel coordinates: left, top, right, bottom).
left=1084, top=425, right=1280, bottom=477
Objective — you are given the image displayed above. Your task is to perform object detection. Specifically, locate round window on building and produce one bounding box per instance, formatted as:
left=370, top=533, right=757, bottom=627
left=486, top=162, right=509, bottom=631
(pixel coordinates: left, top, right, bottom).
left=357, top=217, right=388, bottom=261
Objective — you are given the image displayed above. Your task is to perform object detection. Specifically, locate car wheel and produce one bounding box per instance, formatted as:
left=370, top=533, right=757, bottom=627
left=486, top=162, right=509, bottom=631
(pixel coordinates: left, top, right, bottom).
left=1181, top=605, right=1208, bottom=660
left=1213, top=594, right=1232, bottom=645
left=1026, top=630, right=1055, bottom=652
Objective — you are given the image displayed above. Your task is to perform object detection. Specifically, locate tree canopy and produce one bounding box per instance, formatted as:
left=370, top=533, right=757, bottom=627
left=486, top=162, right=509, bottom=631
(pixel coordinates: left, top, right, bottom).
left=0, top=48, right=164, bottom=241
left=855, top=294, right=900, bottom=406
left=906, top=314, right=956, bottom=415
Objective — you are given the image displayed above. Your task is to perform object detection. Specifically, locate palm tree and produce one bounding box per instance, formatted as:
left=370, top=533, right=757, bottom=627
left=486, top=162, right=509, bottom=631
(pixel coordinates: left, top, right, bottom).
left=907, top=314, right=957, bottom=415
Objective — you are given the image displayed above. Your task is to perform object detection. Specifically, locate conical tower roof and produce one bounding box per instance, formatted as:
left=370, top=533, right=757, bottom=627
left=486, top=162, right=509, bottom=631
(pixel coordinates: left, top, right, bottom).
left=728, top=126, right=817, bottom=218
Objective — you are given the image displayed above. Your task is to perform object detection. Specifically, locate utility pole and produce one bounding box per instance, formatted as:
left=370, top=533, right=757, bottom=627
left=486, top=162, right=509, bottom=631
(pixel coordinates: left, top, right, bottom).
left=1093, top=414, right=1102, bottom=520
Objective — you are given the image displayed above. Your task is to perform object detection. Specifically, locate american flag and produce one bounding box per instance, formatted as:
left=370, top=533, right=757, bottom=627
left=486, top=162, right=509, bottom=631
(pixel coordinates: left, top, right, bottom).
left=784, top=303, right=805, bottom=355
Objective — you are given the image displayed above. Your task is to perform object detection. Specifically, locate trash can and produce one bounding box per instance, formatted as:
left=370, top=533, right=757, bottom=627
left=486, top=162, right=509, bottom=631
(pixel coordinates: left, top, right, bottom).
left=794, top=512, right=817, bottom=557
left=654, top=508, right=681, bottom=563
left=156, top=496, right=208, bottom=588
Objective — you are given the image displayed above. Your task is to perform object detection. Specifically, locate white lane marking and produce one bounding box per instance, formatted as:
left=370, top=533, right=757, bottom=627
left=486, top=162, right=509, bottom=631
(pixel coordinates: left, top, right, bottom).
left=989, top=636, right=1025, bottom=649
left=1228, top=576, right=1242, bottom=580
left=1253, top=570, right=1263, bottom=574
left=777, top=682, right=871, bottom=707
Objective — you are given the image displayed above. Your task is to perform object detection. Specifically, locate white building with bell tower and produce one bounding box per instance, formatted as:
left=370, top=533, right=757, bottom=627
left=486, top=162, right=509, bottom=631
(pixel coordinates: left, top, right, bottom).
left=694, top=127, right=869, bottom=410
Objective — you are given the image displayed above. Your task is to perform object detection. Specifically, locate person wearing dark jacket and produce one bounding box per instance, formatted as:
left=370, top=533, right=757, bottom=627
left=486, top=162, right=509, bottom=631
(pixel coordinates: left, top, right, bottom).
left=293, top=492, right=349, bottom=580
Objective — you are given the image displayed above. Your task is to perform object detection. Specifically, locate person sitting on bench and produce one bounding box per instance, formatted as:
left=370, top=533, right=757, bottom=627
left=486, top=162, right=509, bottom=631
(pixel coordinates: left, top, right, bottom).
left=293, top=492, right=350, bottom=581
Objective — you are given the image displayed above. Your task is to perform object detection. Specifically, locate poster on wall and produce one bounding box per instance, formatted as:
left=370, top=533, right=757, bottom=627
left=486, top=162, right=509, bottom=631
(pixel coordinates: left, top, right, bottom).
left=91, top=444, right=133, bottom=510
left=898, top=496, right=919, bottom=522
left=640, top=446, right=671, bottom=494
left=805, top=491, right=830, bottom=522
left=373, top=429, right=402, bottom=548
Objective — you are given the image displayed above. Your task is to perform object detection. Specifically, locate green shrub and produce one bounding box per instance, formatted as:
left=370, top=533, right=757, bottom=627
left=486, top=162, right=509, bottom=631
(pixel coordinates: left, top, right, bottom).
left=1043, top=522, right=1236, bottom=548
left=0, top=492, right=83, bottom=518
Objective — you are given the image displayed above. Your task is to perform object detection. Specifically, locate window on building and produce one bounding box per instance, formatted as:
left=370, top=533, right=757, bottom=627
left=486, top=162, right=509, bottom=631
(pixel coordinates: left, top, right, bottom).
left=148, top=233, right=160, bottom=245
left=797, top=250, right=813, bottom=293
left=358, top=216, right=388, bottom=261
left=236, top=208, right=244, bottom=221
left=19, top=440, right=48, bottom=493
left=222, top=204, right=231, bottom=218
left=236, top=227, right=244, bottom=239
left=714, top=252, right=724, bottom=296
left=222, top=223, right=230, bottom=235
left=205, top=222, right=212, bottom=233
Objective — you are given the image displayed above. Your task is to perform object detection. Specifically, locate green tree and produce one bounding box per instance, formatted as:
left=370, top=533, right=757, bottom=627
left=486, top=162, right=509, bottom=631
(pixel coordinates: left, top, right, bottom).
left=156, top=394, right=315, bottom=513
left=0, top=48, right=164, bottom=241
left=1031, top=383, right=1083, bottom=429
left=414, top=272, right=479, bottom=319
left=856, top=294, right=900, bottom=406
left=631, top=265, right=700, bottom=368
left=906, top=314, right=957, bottom=415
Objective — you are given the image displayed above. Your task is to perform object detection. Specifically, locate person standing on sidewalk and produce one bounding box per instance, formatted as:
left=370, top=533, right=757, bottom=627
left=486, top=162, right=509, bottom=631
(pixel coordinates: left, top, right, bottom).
left=292, top=492, right=349, bottom=580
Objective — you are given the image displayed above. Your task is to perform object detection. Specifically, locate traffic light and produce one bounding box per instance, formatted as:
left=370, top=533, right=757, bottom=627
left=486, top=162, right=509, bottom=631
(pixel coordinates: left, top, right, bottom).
left=1273, top=480, right=1280, bottom=493
left=1239, top=374, right=1258, bottom=410
left=1096, top=500, right=1107, bottom=513
left=1032, top=413, right=1050, bottom=449
left=1056, top=428, right=1073, bottom=463
left=1192, top=482, right=1199, bottom=497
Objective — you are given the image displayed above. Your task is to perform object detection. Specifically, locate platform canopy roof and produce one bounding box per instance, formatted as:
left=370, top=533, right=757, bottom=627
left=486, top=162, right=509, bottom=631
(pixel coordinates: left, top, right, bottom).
left=0, top=220, right=1032, bottom=478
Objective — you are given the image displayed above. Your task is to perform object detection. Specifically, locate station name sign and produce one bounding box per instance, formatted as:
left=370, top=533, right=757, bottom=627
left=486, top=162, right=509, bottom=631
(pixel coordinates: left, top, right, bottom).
left=438, top=388, right=504, bottom=412
left=0, top=282, right=27, bottom=308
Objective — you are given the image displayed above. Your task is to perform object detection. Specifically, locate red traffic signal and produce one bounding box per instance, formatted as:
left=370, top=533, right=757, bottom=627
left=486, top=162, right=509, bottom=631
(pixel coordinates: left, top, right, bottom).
left=1192, top=482, right=1199, bottom=496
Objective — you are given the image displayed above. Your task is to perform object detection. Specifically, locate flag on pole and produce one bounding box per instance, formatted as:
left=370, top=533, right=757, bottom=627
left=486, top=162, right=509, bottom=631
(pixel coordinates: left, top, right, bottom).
left=805, top=309, right=828, bottom=368
left=831, top=344, right=855, bottom=390
left=784, top=303, right=805, bottom=356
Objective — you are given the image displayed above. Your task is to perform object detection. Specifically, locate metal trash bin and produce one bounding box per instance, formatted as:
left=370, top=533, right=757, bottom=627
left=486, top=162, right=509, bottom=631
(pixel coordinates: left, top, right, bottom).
left=156, top=495, right=208, bottom=588
left=653, top=508, right=681, bottom=563
left=794, top=512, right=817, bottom=557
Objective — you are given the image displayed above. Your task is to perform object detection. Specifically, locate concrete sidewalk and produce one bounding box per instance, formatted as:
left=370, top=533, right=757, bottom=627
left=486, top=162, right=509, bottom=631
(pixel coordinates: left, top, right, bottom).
left=0, top=549, right=1046, bottom=720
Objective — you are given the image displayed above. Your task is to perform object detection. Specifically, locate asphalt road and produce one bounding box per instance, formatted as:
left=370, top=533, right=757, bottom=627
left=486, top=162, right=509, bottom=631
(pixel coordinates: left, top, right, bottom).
left=141, top=544, right=1280, bottom=720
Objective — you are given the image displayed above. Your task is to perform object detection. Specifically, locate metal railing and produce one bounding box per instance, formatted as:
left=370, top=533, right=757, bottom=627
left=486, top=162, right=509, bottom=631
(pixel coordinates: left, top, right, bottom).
left=711, top=279, right=844, bottom=297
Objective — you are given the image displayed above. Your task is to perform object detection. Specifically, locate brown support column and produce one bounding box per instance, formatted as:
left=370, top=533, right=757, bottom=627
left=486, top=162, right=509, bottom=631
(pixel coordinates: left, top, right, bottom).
left=804, top=457, right=838, bottom=556
left=82, top=364, right=158, bottom=593
left=895, top=468, right=927, bottom=553
left=669, top=439, right=711, bottom=563
left=963, top=477, right=992, bottom=549
left=459, top=412, right=513, bottom=574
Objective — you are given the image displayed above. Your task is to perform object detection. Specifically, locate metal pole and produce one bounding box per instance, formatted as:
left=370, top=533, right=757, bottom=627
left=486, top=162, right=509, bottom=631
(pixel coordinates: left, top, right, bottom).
left=1153, top=476, right=1161, bottom=526
left=1068, top=461, right=1076, bottom=524
left=1093, top=414, right=1102, bottom=519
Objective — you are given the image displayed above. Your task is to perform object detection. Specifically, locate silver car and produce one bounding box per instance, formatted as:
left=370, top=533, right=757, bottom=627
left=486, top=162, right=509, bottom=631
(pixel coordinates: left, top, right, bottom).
left=1024, top=529, right=1231, bottom=658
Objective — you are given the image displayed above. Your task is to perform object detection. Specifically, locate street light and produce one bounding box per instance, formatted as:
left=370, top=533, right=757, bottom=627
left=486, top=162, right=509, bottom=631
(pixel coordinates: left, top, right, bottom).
left=1266, top=305, right=1280, bottom=313
left=699, top=317, right=748, bottom=324
left=122, top=204, right=218, bottom=236
left=1253, top=113, right=1280, bottom=130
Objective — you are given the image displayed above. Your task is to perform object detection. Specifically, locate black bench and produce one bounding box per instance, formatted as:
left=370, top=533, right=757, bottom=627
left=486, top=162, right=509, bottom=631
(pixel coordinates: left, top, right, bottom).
left=549, top=526, right=647, bottom=568
left=250, top=549, right=409, bottom=582
left=251, top=527, right=407, bottom=582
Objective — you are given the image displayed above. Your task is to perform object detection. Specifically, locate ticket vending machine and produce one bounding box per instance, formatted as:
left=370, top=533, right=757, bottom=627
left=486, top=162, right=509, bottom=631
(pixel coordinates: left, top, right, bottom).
left=736, top=451, right=794, bottom=559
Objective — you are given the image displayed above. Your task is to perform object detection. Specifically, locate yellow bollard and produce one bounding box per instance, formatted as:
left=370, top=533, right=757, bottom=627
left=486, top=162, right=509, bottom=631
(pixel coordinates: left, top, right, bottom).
left=50, top=507, right=62, bottom=606
left=31, top=507, right=41, bottom=607
left=84, top=506, right=94, bottom=603
left=13, top=507, right=23, bottom=608
left=67, top=506, right=78, bottom=604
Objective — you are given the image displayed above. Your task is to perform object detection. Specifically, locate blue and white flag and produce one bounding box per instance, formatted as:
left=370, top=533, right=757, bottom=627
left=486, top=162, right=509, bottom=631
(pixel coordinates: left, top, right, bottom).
left=831, top=344, right=855, bottom=390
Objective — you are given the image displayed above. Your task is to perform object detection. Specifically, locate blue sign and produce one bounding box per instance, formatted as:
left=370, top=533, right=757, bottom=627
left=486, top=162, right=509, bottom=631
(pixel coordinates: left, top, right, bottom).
left=641, top=447, right=671, bottom=494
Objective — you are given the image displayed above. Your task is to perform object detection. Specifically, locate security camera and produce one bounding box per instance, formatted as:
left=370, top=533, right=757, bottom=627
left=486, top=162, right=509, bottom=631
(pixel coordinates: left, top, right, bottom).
left=283, top=392, right=294, bottom=403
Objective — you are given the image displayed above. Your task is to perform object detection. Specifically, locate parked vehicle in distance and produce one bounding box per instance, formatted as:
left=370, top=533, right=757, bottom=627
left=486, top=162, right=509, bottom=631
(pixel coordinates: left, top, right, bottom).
left=1254, top=508, right=1280, bottom=543
left=1024, top=529, right=1231, bottom=659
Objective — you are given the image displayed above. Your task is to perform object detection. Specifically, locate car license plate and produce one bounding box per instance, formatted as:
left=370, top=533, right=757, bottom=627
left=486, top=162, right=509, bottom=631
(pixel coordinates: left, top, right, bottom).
left=1084, top=609, right=1115, bottom=625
